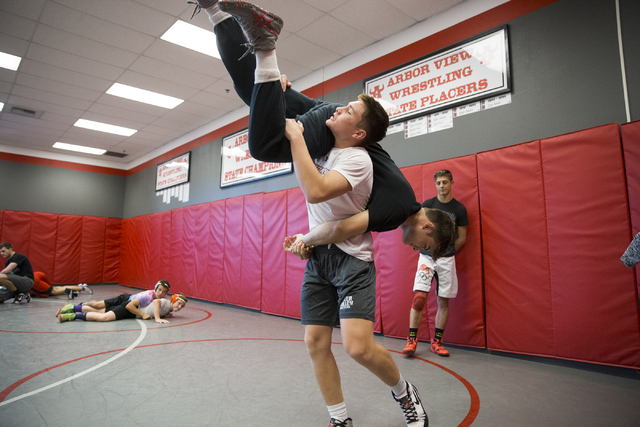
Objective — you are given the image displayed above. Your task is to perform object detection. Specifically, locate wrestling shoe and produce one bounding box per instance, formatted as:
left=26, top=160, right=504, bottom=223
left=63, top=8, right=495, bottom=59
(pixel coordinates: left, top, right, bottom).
left=329, top=418, right=353, bottom=427
left=58, top=313, right=75, bottom=322
left=55, top=303, right=74, bottom=317
left=12, top=292, right=27, bottom=304
left=403, top=336, right=418, bottom=356
left=430, top=338, right=449, bottom=357
left=65, top=288, right=75, bottom=300
left=393, top=381, right=428, bottom=427
left=187, top=0, right=218, bottom=19
left=81, top=284, right=93, bottom=294
left=218, top=1, right=283, bottom=59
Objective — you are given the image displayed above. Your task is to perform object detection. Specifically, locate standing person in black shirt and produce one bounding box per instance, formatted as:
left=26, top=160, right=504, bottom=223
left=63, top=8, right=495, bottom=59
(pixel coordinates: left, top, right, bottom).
left=402, top=170, right=468, bottom=357
left=0, top=242, right=34, bottom=304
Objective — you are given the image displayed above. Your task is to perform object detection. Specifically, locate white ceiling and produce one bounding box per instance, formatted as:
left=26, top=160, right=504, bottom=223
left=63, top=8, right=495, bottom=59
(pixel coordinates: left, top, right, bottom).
left=0, top=0, right=482, bottom=169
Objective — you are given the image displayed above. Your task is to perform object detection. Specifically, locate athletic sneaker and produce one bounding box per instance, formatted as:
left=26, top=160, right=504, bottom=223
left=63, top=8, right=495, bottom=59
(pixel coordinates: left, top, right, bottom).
left=65, top=288, right=75, bottom=300
left=329, top=418, right=353, bottom=427
left=403, top=337, right=418, bottom=356
left=393, top=381, right=428, bottom=427
left=430, top=338, right=449, bottom=357
left=56, top=303, right=74, bottom=317
left=12, top=293, right=26, bottom=304
left=81, top=284, right=93, bottom=294
left=58, top=313, right=75, bottom=322
left=218, top=0, right=283, bottom=59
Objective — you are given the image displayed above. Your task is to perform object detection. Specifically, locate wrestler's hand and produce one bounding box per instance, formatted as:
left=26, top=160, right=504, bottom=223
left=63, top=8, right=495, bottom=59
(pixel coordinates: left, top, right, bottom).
left=142, top=314, right=151, bottom=320
left=284, top=118, right=304, bottom=142
left=283, top=234, right=303, bottom=252
left=280, top=74, right=292, bottom=92
left=291, top=239, right=312, bottom=260
left=156, top=318, right=170, bottom=324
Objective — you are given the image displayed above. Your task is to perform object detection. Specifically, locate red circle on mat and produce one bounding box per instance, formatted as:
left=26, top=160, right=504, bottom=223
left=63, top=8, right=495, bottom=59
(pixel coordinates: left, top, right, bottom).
left=0, top=306, right=211, bottom=334
left=0, top=339, right=479, bottom=426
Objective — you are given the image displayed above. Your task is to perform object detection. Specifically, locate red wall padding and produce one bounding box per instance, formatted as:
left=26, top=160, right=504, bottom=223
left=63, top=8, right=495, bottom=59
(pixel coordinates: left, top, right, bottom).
left=621, top=120, right=640, bottom=292
left=261, top=190, right=288, bottom=316
left=29, top=212, right=58, bottom=280
left=479, top=124, right=640, bottom=367
left=284, top=188, right=308, bottom=319
left=240, top=193, right=263, bottom=310
left=0, top=210, right=120, bottom=285
left=2, top=211, right=32, bottom=255
left=541, top=124, right=639, bottom=366
left=79, top=216, right=106, bottom=284
left=103, top=218, right=121, bottom=282
left=206, top=201, right=225, bottom=303
left=222, top=197, right=244, bottom=306
left=479, top=140, right=558, bottom=354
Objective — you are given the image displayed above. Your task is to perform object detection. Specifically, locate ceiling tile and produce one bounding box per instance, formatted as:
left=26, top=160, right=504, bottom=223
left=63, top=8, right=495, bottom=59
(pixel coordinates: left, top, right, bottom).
left=277, top=34, right=342, bottom=70
left=0, top=0, right=47, bottom=21
left=53, top=0, right=176, bottom=37
left=41, top=1, right=155, bottom=53
left=0, top=11, right=38, bottom=41
left=128, top=56, right=218, bottom=90
left=26, top=44, right=125, bottom=81
left=11, top=85, right=93, bottom=110
left=295, top=14, right=375, bottom=57
left=15, top=74, right=102, bottom=103
left=331, top=0, right=416, bottom=40
left=143, top=39, right=229, bottom=79
left=33, top=24, right=139, bottom=69
left=18, top=59, right=112, bottom=92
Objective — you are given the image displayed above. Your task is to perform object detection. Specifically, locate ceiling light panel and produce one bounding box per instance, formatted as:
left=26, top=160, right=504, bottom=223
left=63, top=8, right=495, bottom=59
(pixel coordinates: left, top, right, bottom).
left=161, top=20, right=220, bottom=59
left=74, top=118, right=137, bottom=136
left=106, top=83, right=184, bottom=109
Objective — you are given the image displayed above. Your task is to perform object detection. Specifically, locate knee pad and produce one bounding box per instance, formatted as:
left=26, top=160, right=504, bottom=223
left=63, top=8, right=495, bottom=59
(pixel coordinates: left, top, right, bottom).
left=412, top=291, right=428, bottom=311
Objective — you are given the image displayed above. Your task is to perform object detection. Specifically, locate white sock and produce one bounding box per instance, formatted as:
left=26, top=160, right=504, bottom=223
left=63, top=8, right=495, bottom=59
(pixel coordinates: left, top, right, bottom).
left=391, top=375, right=407, bottom=398
left=327, top=401, right=349, bottom=422
left=204, top=3, right=231, bottom=26
left=255, top=49, right=280, bottom=83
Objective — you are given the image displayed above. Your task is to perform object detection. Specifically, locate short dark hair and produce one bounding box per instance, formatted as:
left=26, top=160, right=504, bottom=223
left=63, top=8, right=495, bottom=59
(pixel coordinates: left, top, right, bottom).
left=357, top=93, right=389, bottom=147
left=155, top=280, right=171, bottom=291
left=0, top=242, right=13, bottom=250
left=434, top=169, right=453, bottom=181
left=424, top=208, right=456, bottom=260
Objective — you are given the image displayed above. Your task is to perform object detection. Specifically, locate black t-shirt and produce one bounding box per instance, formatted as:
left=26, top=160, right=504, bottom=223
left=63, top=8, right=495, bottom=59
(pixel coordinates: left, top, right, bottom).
left=421, top=197, right=469, bottom=258
left=296, top=100, right=421, bottom=233
left=5, top=252, right=34, bottom=280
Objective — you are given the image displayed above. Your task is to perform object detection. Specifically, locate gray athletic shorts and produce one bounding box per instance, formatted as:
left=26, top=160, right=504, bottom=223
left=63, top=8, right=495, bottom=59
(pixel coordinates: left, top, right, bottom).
left=301, top=244, right=376, bottom=326
left=7, top=274, right=34, bottom=293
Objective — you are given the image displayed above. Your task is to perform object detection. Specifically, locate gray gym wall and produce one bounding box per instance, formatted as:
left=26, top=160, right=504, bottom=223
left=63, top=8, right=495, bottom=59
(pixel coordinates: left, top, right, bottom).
left=2, top=0, right=638, bottom=220
left=0, top=159, right=126, bottom=218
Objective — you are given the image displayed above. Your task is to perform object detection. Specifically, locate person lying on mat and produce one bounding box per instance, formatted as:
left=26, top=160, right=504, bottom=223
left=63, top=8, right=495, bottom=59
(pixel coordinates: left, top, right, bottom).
left=56, top=292, right=187, bottom=324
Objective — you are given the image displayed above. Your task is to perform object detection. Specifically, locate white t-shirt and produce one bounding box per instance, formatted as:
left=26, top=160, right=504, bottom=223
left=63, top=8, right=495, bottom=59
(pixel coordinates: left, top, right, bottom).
left=307, top=147, right=374, bottom=261
left=136, top=298, right=171, bottom=319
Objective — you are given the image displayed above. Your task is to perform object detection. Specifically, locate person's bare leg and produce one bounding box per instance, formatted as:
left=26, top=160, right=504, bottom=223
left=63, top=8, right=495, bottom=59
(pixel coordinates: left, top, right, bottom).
left=85, top=312, right=116, bottom=322
left=340, top=318, right=400, bottom=386
left=85, top=300, right=106, bottom=309
left=305, top=325, right=344, bottom=406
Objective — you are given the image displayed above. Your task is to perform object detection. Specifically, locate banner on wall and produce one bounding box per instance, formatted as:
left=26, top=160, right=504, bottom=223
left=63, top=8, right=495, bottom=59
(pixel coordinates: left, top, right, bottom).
left=221, top=129, right=292, bottom=187
left=156, top=152, right=190, bottom=191
left=365, top=25, right=510, bottom=123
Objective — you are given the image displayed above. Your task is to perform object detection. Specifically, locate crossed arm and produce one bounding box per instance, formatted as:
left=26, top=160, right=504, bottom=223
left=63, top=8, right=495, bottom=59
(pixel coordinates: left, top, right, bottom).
left=283, top=210, right=370, bottom=259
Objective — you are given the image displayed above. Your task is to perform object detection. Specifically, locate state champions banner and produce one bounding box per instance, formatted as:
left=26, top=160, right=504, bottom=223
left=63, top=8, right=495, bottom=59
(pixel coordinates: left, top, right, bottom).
left=365, top=26, right=510, bottom=123
left=221, top=129, right=292, bottom=187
